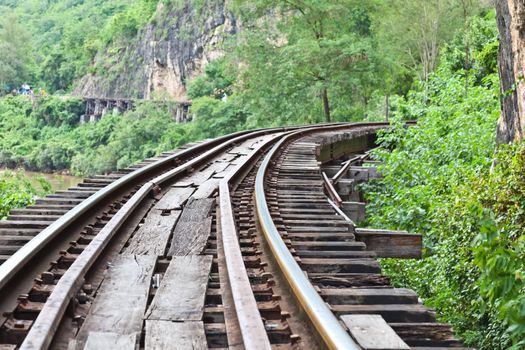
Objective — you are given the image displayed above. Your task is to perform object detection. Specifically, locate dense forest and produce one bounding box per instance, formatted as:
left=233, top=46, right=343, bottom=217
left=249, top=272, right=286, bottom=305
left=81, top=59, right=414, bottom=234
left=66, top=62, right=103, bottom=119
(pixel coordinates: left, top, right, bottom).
left=0, top=0, right=524, bottom=348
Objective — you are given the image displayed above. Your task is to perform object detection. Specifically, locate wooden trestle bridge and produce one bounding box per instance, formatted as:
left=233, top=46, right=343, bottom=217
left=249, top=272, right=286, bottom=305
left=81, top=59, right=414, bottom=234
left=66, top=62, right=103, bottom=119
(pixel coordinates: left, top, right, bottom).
left=81, top=98, right=191, bottom=123
left=0, top=123, right=473, bottom=350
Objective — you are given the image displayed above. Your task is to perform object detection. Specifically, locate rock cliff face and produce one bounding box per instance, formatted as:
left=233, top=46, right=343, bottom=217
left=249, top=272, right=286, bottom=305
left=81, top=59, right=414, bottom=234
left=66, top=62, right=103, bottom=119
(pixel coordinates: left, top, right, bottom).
left=73, top=1, right=238, bottom=100
left=496, top=0, right=525, bottom=144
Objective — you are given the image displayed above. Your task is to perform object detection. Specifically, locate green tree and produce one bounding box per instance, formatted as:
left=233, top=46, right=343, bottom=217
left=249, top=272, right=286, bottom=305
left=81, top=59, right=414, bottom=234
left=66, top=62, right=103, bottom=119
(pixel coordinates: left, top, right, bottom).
left=231, top=0, right=381, bottom=124
left=0, top=171, right=51, bottom=219
left=0, top=11, right=32, bottom=92
left=374, top=0, right=476, bottom=84
left=360, top=11, right=521, bottom=349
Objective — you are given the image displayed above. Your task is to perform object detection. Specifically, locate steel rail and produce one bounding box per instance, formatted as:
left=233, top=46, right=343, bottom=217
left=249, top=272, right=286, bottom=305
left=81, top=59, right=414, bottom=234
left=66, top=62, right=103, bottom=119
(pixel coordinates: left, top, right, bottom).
left=20, top=183, right=155, bottom=350
left=15, top=128, right=293, bottom=349
left=1, top=122, right=350, bottom=348
left=254, top=122, right=390, bottom=350
left=0, top=128, right=259, bottom=290
left=0, top=125, right=300, bottom=291
left=218, top=132, right=288, bottom=350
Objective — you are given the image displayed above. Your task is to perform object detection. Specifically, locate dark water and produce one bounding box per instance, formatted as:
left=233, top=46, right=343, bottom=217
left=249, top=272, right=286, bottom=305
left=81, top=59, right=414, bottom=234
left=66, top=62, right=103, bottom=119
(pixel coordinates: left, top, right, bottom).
left=1, top=169, right=83, bottom=192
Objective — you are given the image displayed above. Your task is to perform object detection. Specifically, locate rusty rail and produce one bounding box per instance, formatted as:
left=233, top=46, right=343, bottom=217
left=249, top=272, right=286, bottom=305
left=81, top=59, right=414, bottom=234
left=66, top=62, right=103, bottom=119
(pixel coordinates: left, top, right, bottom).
left=0, top=126, right=301, bottom=292
left=217, top=133, right=287, bottom=350
left=16, top=128, right=293, bottom=349
left=254, top=123, right=383, bottom=350
left=0, top=129, right=255, bottom=290
left=20, top=183, right=154, bottom=350
left=3, top=122, right=395, bottom=349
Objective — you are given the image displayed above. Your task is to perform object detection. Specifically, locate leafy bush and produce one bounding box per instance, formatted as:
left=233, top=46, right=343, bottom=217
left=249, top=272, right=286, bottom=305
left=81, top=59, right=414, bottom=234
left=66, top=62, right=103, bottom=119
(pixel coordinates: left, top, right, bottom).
left=0, top=96, right=192, bottom=176
left=186, top=58, right=247, bottom=138
left=360, top=12, right=524, bottom=349
left=0, top=0, right=157, bottom=92
left=189, top=96, right=247, bottom=139
left=187, top=59, right=234, bottom=100
left=471, top=144, right=525, bottom=348
left=98, top=0, right=158, bottom=46
left=33, top=96, right=84, bottom=127
left=0, top=171, right=50, bottom=219
left=361, top=67, right=513, bottom=348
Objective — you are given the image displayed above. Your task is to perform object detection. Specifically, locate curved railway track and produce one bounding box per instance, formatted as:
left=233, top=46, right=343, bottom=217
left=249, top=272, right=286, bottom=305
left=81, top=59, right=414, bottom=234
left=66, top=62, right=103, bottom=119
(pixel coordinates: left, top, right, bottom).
left=0, top=123, right=473, bottom=350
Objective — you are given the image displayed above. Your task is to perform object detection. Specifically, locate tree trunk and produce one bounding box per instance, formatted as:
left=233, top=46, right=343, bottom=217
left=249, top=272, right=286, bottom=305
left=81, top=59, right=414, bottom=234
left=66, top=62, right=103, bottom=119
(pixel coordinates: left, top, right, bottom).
left=322, top=88, right=331, bottom=123
left=385, top=94, right=390, bottom=121
left=495, top=0, right=525, bottom=144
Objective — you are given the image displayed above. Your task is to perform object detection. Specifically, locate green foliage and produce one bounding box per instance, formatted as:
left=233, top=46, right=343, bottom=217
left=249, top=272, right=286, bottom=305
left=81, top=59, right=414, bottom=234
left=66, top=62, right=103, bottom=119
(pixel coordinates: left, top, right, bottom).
left=71, top=101, right=191, bottom=175
left=0, top=0, right=155, bottom=93
left=360, top=12, right=523, bottom=349
left=230, top=0, right=382, bottom=124
left=0, top=11, right=33, bottom=92
left=98, top=0, right=158, bottom=47
left=0, top=96, right=193, bottom=176
left=440, top=11, right=499, bottom=81
left=189, top=96, right=247, bottom=139
left=33, top=96, right=84, bottom=127
left=0, top=171, right=50, bottom=219
left=0, top=5, right=521, bottom=348
left=374, top=0, right=470, bottom=83
left=187, top=59, right=234, bottom=100
left=471, top=145, right=525, bottom=348
left=186, top=58, right=247, bottom=138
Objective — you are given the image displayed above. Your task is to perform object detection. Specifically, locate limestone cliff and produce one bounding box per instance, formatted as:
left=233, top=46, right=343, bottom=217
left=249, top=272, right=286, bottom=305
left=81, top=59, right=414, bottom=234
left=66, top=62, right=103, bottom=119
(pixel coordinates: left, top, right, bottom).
left=73, top=1, right=238, bottom=100
left=496, top=0, right=525, bottom=144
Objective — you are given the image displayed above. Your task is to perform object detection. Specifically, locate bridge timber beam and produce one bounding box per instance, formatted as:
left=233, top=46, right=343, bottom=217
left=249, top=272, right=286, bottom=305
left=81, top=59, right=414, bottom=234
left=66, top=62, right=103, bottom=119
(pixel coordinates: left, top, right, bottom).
left=80, top=97, right=191, bottom=124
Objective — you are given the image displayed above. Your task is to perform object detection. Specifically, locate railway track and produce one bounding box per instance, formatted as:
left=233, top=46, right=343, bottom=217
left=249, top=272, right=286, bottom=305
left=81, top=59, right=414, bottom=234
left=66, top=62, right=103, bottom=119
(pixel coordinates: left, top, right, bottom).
left=0, top=122, right=473, bottom=350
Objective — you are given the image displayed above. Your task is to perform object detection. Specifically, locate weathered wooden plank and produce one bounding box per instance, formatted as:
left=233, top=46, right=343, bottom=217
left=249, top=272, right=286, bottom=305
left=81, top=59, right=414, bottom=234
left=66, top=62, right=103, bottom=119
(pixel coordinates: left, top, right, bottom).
left=84, top=332, right=137, bottom=350
left=291, top=241, right=366, bottom=251
left=145, top=321, right=207, bottom=350
left=349, top=166, right=381, bottom=180
left=192, top=179, right=220, bottom=199
left=321, top=288, right=418, bottom=305
left=204, top=160, right=231, bottom=175
left=182, top=197, right=214, bottom=219
left=186, top=168, right=215, bottom=186
left=172, top=181, right=194, bottom=188
left=355, top=228, right=422, bottom=259
left=341, top=314, right=410, bottom=349
left=347, top=167, right=370, bottom=181
left=332, top=304, right=436, bottom=323
left=154, top=187, right=195, bottom=211
left=0, top=344, right=16, bottom=350
left=389, top=323, right=463, bottom=346
left=124, top=210, right=181, bottom=256
left=318, top=135, right=371, bottom=162
left=300, top=258, right=381, bottom=273
left=287, top=231, right=356, bottom=241
left=341, top=201, right=366, bottom=222
left=168, top=217, right=211, bottom=256
left=335, top=178, right=356, bottom=196
left=146, top=255, right=212, bottom=321
left=215, top=152, right=238, bottom=164
left=321, top=165, right=343, bottom=177
left=311, top=273, right=390, bottom=288
left=228, top=147, right=252, bottom=156
left=167, top=198, right=214, bottom=256
left=75, top=255, right=156, bottom=348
